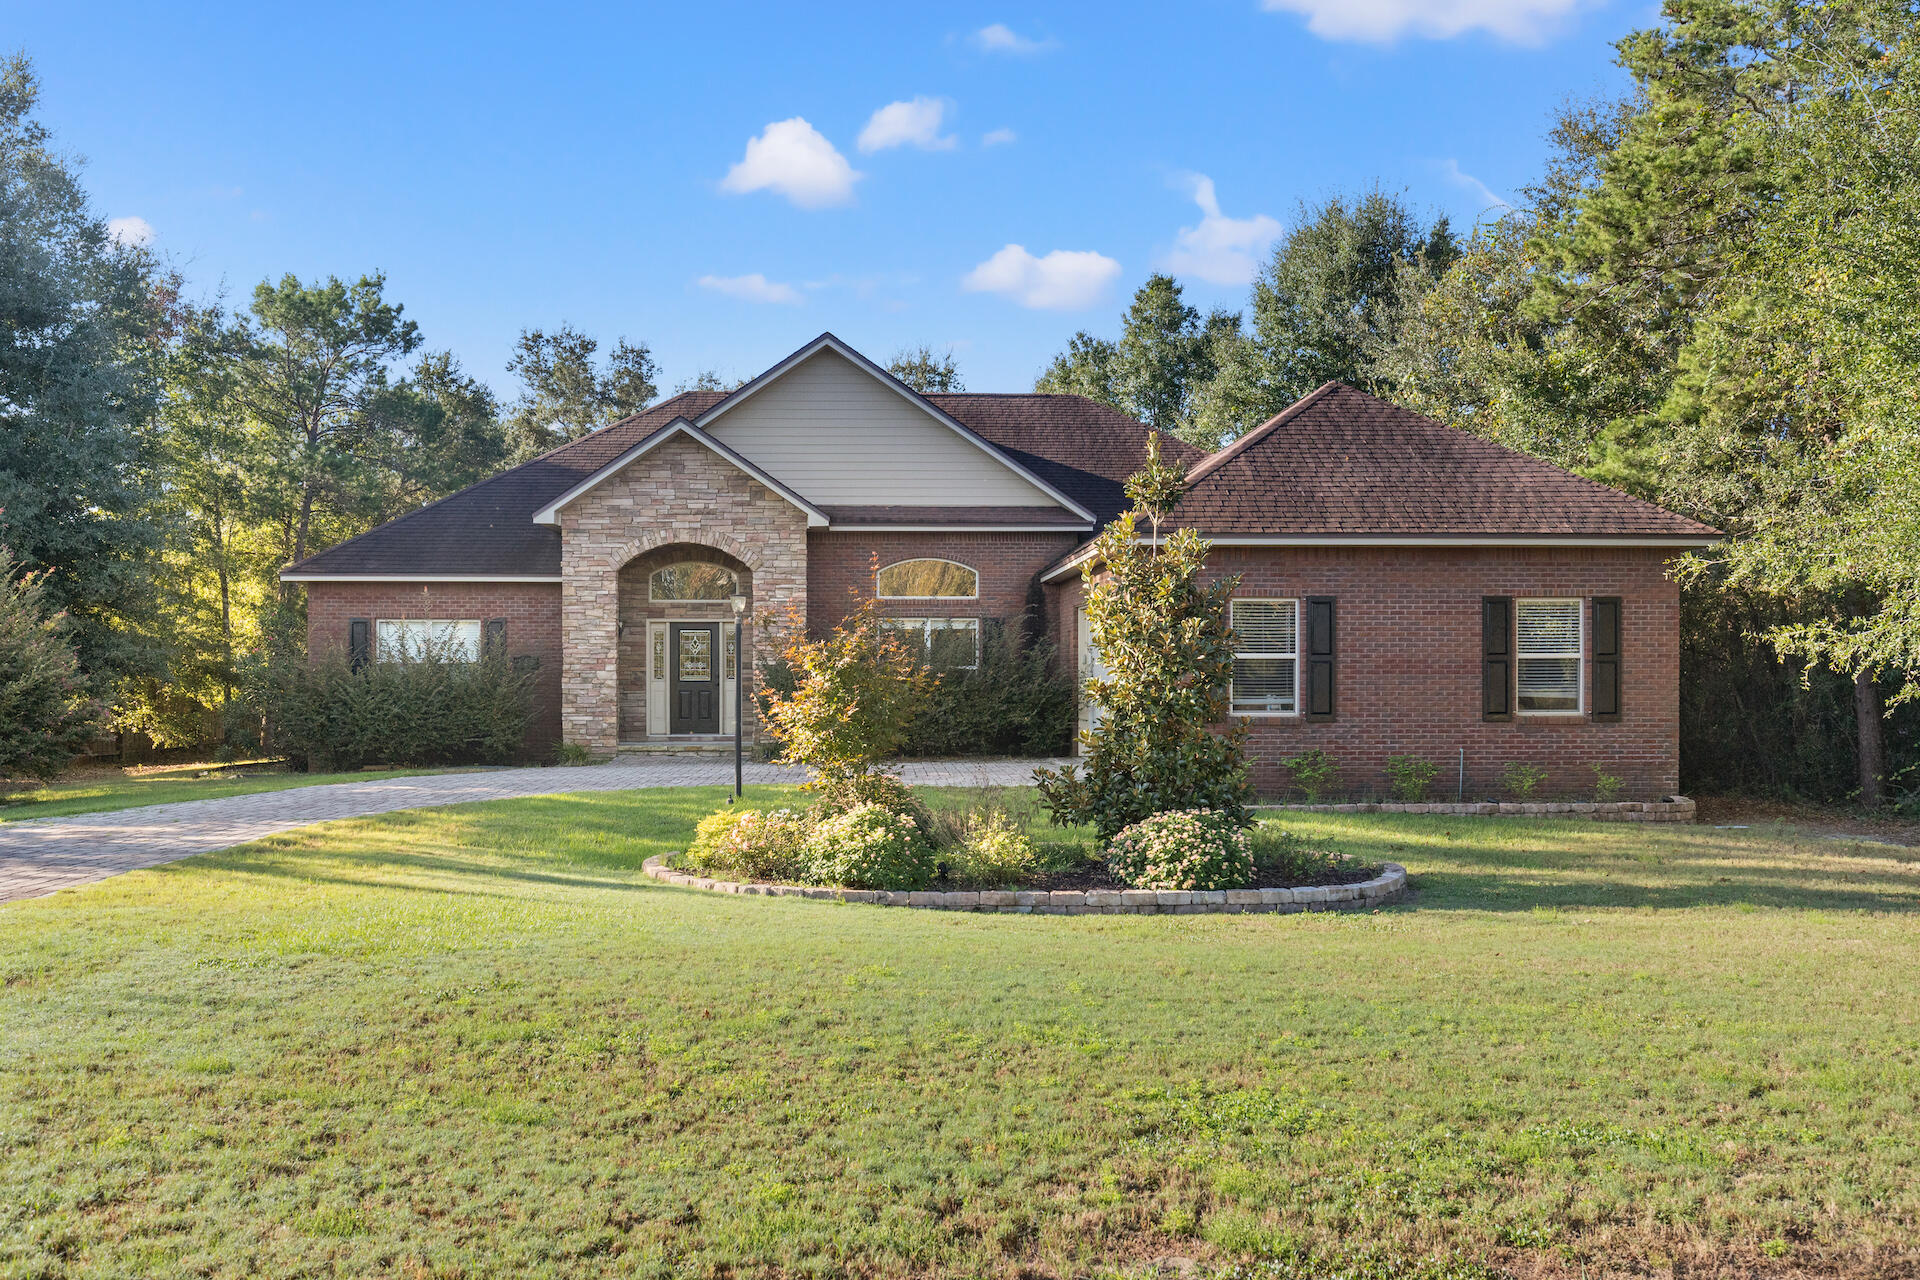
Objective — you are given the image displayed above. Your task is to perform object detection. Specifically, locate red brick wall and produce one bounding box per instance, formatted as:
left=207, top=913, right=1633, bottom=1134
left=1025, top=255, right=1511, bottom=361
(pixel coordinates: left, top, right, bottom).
left=1046, top=545, right=1683, bottom=800
left=303, top=581, right=564, bottom=757
left=806, top=531, right=1084, bottom=639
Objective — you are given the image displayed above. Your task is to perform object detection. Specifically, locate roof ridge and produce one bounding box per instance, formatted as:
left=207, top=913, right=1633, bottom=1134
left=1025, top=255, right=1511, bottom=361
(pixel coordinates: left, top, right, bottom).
left=1182, top=381, right=1345, bottom=485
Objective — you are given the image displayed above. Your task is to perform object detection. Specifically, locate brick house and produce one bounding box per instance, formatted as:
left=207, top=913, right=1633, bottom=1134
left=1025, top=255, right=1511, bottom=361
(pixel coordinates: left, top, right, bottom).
left=283, top=333, right=1716, bottom=798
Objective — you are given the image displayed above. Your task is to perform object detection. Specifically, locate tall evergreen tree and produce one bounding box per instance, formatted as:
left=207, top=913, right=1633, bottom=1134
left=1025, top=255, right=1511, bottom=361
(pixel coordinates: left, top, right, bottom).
left=505, top=326, right=657, bottom=460
left=886, top=345, right=964, bottom=392
left=0, top=53, right=166, bottom=682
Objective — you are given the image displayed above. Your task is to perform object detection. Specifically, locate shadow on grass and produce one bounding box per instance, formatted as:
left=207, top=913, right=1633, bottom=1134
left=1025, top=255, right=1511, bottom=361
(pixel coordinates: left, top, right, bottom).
left=165, top=849, right=669, bottom=900
left=1406, top=866, right=1920, bottom=914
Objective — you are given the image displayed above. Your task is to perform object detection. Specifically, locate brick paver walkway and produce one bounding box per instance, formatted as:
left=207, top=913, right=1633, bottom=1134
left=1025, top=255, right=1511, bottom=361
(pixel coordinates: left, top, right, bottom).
left=0, top=758, right=1064, bottom=905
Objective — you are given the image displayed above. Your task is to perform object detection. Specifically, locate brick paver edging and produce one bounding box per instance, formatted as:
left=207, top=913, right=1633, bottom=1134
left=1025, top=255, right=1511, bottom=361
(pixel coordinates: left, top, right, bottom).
left=1257, top=796, right=1697, bottom=823
left=641, top=855, right=1407, bottom=915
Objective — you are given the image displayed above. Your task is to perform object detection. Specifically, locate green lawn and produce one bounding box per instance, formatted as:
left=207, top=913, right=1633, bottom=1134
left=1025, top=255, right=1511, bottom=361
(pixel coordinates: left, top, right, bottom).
left=0, top=761, right=463, bottom=822
left=4, top=789, right=1918, bottom=1278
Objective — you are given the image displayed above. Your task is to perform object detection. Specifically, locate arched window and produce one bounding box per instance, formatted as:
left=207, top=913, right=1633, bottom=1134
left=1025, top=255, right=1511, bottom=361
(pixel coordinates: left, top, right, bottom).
left=649, top=562, right=739, bottom=602
left=876, top=559, right=978, bottom=600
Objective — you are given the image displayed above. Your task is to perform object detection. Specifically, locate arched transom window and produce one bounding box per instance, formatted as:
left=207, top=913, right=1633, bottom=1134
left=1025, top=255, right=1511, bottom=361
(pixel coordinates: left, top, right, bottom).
left=649, top=562, right=740, bottom=602
left=876, top=558, right=978, bottom=600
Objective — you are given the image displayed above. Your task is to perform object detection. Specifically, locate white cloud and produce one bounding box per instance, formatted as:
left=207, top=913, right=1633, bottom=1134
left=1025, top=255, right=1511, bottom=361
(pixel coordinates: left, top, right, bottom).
left=981, top=127, right=1018, bottom=147
left=962, top=244, right=1121, bottom=310
left=972, top=23, right=1057, bottom=54
left=1440, top=158, right=1510, bottom=211
left=1259, top=0, right=1581, bottom=43
left=858, top=97, right=957, bottom=153
left=697, top=273, right=803, bottom=305
left=719, top=118, right=861, bottom=209
left=106, top=215, right=153, bottom=247
left=1158, top=174, right=1283, bottom=287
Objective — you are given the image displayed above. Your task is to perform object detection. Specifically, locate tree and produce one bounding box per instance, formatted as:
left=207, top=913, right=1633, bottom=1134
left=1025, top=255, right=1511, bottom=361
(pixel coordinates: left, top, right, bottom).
left=234, top=273, right=421, bottom=587
left=0, top=546, right=104, bottom=781
left=364, top=351, right=507, bottom=520
left=887, top=345, right=964, bottom=392
left=761, top=598, right=934, bottom=789
left=1035, top=275, right=1235, bottom=442
left=0, top=53, right=166, bottom=682
left=505, top=326, right=657, bottom=460
left=1035, top=331, right=1121, bottom=403
left=1035, top=437, right=1252, bottom=838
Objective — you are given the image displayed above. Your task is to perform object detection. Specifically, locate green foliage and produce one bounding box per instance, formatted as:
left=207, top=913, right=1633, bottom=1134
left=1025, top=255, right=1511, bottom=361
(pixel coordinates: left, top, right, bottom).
left=552, top=742, right=593, bottom=766
left=803, top=802, right=937, bottom=890
left=939, top=809, right=1039, bottom=888
left=256, top=647, right=537, bottom=771
left=1248, top=823, right=1368, bottom=887
left=1104, top=809, right=1253, bottom=892
left=899, top=627, right=1076, bottom=758
left=0, top=54, right=165, bottom=683
left=0, top=547, right=105, bottom=780
left=807, top=772, right=933, bottom=834
left=1502, top=762, right=1548, bottom=800
left=1036, top=440, right=1252, bottom=838
left=762, top=598, right=935, bottom=789
left=1592, top=764, right=1625, bottom=803
left=1279, top=749, right=1340, bottom=803
left=1384, top=755, right=1439, bottom=802
left=503, top=325, right=657, bottom=461
left=1034, top=275, right=1236, bottom=442
left=686, top=806, right=811, bottom=883
left=885, top=345, right=964, bottom=392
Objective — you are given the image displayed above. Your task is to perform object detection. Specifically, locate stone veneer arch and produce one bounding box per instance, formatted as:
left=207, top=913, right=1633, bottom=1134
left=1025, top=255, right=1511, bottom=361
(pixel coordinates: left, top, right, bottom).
left=558, top=431, right=808, bottom=754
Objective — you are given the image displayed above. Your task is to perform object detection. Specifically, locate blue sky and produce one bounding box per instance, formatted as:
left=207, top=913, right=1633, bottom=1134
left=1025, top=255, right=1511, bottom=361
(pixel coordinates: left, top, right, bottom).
left=17, top=0, right=1651, bottom=397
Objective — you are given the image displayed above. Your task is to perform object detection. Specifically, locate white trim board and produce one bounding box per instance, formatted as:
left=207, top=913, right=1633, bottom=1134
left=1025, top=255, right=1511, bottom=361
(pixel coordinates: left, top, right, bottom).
left=694, top=333, right=1097, bottom=523
left=1040, top=535, right=1720, bottom=582
left=531, top=419, right=830, bottom=528
left=816, top=523, right=1094, bottom=534
left=279, top=573, right=562, bottom=583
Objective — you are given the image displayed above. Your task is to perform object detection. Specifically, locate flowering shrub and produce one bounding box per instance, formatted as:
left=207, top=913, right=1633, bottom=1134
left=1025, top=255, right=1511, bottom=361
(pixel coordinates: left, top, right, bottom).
left=942, top=810, right=1038, bottom=887
left=1104, top=809, right=1253, bottom=892
left=687, top=806, right=811, bottom=883
left=804, top=803, right=936, bottom=890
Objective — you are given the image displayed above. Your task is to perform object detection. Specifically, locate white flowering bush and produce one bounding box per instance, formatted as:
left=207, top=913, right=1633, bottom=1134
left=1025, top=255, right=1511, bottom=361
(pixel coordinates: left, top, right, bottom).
left=1104, top=809, right=1253, bottom=891
left=686, top=806, right=811, bottom=883
left=804, top=802, right=936, bottom=890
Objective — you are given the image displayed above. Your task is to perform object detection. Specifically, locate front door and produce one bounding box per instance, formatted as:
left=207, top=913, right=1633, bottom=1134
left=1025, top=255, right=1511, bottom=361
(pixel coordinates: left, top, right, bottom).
left=670, top=623, right=721, bottom=734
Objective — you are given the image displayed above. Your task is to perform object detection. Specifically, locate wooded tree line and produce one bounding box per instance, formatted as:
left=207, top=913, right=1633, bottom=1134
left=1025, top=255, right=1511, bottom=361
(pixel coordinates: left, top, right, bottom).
left=1038, top=0, right=1920, bottom=806
left=5, top=0, right=1918, bottom=802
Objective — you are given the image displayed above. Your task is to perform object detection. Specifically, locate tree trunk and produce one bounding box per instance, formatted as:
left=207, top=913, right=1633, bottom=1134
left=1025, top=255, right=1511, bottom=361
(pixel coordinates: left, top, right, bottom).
left=1855, top=668, right=1885, bottom=809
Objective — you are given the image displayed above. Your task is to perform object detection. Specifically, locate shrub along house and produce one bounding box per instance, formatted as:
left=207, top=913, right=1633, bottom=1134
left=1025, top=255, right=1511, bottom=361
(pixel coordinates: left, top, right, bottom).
left=282, top=333, right=1717, bottom=798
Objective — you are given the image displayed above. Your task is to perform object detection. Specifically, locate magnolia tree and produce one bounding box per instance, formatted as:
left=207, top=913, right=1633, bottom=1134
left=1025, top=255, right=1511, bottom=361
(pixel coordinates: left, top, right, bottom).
left=1036, top=437, right=1252, bottom=838
left=0, top=546, right=103, bottom=781
left=762, top=598, right=934, bottom=792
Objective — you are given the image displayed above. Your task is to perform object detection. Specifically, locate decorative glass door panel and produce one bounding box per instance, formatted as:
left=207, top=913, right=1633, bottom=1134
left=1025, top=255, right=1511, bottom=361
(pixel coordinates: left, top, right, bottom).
left=669, top=624, right=721, bottom=733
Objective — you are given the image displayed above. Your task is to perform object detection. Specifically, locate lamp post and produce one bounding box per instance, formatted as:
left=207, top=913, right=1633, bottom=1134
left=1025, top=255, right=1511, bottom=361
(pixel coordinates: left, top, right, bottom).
left=729, top=593, right=747, bottom=801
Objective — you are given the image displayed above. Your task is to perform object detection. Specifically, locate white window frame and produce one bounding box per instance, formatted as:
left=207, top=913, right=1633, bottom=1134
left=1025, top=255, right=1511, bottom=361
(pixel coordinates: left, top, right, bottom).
left=1229, top=598, right=1300, bottom=717
left=375, top=618, right=482, bottom=663
left=875, top=558, right=980, bottom=601
left=1515, top=597, right=1585, bottom=716
left=882, top=616, right=981, bottom=670
left=648, top=562, right=741, bottom=604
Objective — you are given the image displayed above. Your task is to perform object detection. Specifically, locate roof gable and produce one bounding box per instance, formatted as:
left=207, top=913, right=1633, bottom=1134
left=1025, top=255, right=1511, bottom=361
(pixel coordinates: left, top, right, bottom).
left=697, top=334, right=1096, bottom=519
left=530, top=418, right=829, bottom=527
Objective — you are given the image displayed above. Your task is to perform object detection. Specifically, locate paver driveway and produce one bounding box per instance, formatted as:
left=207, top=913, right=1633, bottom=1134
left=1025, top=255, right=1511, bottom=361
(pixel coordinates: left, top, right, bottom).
left=0, top=758, right=1062, bottom=904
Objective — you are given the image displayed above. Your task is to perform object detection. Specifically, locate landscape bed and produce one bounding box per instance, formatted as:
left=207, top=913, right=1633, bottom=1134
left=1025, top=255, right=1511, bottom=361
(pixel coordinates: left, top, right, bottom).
left=4, top=784, right=1919, bottom=1278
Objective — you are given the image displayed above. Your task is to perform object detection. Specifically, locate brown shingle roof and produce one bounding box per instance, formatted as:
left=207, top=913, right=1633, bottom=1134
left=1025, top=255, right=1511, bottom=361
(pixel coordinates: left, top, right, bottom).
left=1159, top=383, right=1718, bottom=539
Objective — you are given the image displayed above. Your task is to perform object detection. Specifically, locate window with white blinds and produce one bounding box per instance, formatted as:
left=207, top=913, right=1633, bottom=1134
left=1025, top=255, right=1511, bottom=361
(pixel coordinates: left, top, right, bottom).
left=375, top=619, right=481, bottom=663
left=1230, top=599, right=1298, bottom=715
left=881, top=617, right=980, bottom=669
left=1515, top=598, right=1582, bottom=713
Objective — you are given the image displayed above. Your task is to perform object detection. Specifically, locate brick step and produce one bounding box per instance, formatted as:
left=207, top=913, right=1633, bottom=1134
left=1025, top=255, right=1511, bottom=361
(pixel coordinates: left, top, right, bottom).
left=614, top=740, right=739, bottom=760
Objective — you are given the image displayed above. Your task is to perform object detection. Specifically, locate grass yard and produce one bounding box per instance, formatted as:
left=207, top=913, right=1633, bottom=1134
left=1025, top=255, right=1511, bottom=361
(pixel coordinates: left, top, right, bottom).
left=4, top=788, right=1919, bottom=1278
left=0, top=761, right=462, bottom=823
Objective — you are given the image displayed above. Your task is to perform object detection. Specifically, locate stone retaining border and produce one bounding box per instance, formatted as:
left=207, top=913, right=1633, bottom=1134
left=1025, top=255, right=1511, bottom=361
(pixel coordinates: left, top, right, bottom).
left=1256, top=796, right=1696, bottom=823
left=641, top=856, right=1407, bottom=915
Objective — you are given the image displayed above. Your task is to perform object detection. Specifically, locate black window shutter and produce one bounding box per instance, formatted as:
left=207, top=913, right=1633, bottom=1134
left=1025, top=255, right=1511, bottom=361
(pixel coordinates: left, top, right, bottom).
left=484, top=617, right=508, bottom=661
left=1481, top=596, right=1513, bottom=721
left=1304, top=597, right=1336, bottom=721
left=1591, top=597, right=1622, bottom=721
left=348, top=618, right=371, bottom=671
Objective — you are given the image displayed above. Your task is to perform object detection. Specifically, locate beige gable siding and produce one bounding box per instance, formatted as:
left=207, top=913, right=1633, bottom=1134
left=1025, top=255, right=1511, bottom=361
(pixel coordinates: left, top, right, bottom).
left=703, top=350, right=1065, bottom=508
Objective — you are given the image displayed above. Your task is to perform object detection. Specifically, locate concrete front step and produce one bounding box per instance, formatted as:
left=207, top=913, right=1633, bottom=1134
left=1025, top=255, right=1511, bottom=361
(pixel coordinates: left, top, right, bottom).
left=615, top=741, right=740, bottom=760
